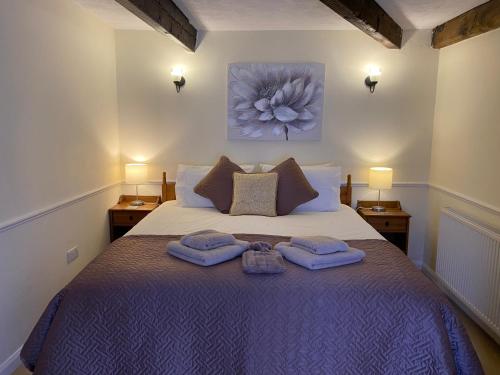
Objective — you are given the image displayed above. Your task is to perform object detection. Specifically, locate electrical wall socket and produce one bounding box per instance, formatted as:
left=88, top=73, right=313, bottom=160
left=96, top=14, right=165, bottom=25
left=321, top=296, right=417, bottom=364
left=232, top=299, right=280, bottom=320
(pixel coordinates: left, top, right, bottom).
left=66, top=246, right=79, bottom=264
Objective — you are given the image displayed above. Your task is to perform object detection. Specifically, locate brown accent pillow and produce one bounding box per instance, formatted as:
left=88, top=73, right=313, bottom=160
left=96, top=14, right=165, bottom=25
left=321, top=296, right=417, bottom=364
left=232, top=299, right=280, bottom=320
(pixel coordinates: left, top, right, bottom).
left=230, top=173, right=278, bottom=217
left=270, top=158, right=319, bottom=215
left=194, top=156, right=244, bottom=213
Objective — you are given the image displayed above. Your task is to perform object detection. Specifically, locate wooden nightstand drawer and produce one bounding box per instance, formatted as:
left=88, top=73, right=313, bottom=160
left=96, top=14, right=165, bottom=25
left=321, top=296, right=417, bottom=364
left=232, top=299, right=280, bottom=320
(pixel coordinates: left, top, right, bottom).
left=112, top=211, right=148, bottom=226
left=109, top=195, right=161, bottom=241
left=366, top=217, right=407, bottom=232
left=356, top=201, right=411, bottom=254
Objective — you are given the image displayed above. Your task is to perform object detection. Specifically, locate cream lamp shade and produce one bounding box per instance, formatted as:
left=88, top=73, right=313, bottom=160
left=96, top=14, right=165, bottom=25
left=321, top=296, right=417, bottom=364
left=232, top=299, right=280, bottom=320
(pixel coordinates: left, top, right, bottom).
left=369, top=167, right=393, bottom=190
left=125, top=163, right=148, bottom=206
left=125, top=163, right=148, bottom=185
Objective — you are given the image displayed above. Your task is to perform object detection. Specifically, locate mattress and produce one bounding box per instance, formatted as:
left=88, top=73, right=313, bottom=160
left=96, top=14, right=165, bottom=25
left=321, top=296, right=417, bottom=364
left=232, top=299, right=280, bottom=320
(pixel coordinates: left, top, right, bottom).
left=127, top=201, right=385, bottom=240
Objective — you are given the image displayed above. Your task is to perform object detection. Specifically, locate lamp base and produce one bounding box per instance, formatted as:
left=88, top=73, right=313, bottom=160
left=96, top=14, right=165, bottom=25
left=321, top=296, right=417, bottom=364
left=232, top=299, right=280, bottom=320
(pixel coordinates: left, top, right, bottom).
left=130, top=200, right=145, bottom=206
left=371, top=205, right=386, bottom=212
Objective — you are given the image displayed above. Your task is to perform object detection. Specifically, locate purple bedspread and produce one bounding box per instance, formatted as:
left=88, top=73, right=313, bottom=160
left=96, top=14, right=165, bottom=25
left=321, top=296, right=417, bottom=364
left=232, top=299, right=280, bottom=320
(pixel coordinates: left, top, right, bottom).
left=21, top=235, right=482, bottom=374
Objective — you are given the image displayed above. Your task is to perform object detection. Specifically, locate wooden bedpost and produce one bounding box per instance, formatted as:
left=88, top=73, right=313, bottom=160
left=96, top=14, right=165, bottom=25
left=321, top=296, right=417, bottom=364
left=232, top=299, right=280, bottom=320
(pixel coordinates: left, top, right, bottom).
left=340, top=174, right=352, bottom=207
left=162, top=172, right=167, bottom=203
left=346, top=174, right=352, bottom=207
left=161, top=172, right=176, bottom=202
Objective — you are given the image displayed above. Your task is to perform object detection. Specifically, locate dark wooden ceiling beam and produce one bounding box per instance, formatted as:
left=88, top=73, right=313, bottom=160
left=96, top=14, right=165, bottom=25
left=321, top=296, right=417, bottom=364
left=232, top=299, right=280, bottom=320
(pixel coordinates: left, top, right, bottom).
left=432, top=0, right=500, bottom=49
left=319, top=0, right=402, bottom=49
left=115, top=0, right=197, bottom=52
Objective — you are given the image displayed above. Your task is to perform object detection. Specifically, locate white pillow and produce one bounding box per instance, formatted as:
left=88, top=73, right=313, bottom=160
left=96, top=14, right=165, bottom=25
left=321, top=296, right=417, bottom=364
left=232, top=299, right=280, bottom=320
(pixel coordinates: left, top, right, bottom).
left=259, top=162, right=334, bottom=171
left=175, top=164, right=254, bottom=208
left=260, top=163, right=341, bottom=212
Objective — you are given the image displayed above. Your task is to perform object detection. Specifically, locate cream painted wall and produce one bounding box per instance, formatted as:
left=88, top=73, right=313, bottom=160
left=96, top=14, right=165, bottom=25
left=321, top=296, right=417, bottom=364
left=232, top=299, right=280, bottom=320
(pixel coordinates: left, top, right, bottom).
left=116, top=29, right=439, bottom=265
left=425, top=29, right=500, bottom=269
left=0, top=0, right=120, bottom=369
left=429, top=29, right=500, bottom=209
left=115, top=30, right=439, bottom=183
left=0, top=0, right=120, bottom=223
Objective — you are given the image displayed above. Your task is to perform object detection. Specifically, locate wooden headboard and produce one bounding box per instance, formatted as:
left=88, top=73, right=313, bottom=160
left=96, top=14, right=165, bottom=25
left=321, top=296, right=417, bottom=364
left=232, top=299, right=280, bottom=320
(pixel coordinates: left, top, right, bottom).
left=162, top=172, right=352, bottom=207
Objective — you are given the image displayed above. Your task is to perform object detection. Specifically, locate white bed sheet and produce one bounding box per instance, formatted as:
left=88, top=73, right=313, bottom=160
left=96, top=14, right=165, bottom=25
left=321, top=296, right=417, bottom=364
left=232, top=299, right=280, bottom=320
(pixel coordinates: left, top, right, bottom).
left=127, top=201, right=384, bottom=240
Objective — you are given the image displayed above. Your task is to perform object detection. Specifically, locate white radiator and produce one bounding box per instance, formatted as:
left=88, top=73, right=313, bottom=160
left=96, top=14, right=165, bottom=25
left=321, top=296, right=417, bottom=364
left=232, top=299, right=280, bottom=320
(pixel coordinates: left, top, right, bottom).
left=436, top=208, right=500, bottom=341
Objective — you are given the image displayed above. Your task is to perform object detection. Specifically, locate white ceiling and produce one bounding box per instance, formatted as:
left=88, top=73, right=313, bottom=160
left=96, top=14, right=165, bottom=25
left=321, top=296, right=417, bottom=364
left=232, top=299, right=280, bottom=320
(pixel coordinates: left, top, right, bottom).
left=174, top=0, right=354, bottom=31
left=74, top=0, right=488, bottom=31
left=376, top=0, right=487, bottom=29
left=73, top=0, right=152, bottom=30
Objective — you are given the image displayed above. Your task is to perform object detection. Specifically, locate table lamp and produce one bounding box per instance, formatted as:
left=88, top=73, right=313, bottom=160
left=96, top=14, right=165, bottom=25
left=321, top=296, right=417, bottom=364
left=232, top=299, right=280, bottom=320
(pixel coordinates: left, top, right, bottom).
left=125, top=163, right=148, bottom=206
left=368, top=167, right=393, bottom=212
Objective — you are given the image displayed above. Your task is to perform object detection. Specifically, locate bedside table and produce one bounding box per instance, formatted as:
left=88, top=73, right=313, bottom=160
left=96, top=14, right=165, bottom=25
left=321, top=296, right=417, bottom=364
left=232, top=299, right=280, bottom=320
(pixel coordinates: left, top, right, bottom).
left=356, top=201, right=411, bottom=254
left=109, top=195, right=161, bottom=241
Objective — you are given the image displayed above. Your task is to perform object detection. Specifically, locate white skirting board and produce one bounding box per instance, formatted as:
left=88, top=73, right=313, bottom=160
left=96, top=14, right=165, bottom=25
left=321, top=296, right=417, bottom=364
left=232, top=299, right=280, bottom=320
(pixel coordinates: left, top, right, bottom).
left=0, top=347, right=21, bottom=375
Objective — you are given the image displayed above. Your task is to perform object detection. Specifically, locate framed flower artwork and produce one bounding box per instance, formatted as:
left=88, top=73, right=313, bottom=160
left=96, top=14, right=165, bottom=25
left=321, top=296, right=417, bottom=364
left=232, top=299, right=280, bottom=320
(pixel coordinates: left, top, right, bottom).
left=227, top=63, right=325, bottom=141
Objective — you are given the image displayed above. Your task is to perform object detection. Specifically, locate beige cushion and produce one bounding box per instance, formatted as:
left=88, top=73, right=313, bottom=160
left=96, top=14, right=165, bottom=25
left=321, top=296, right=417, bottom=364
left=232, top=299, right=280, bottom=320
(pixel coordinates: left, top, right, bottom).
left=230, top=173, right=278, bottom=217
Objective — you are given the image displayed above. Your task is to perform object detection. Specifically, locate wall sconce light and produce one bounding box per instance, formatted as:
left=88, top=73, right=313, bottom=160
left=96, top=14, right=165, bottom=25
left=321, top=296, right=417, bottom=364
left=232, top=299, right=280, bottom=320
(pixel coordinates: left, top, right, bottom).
left=365, top=66, right=381, bottom=93
left=171, top=66, right=185, bottom=93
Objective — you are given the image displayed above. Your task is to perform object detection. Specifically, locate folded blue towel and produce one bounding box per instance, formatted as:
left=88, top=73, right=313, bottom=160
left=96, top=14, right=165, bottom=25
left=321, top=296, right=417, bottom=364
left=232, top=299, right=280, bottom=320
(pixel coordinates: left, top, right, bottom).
left=242, top=250, right=286, bottom=274
left=290, top=236, right=349, bottom=255
left=168, top=240, right=249, bottom=266
left=275, top=242, right=365, bottom=270
left=180, top=230, right=236, bottom=250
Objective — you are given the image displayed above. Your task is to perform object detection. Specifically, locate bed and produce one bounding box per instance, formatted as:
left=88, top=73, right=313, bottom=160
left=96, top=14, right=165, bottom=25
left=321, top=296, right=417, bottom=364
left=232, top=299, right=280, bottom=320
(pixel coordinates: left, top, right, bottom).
left=21, top=174, right=482, bottom=374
